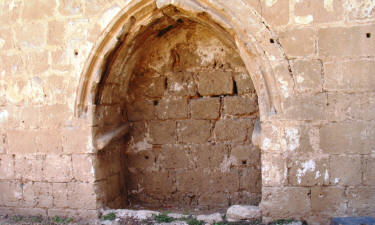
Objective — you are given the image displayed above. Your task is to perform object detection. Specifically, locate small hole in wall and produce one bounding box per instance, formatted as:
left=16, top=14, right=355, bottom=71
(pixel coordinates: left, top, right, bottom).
left=74, top=50, right=79, bottom=56
left=270, top=38, right=275, bottom=43
left=242, top=160, right=247, bottom=165
left=153, top=100, right=159, bottom=106
left=144, top=155, right=149, bottom=160
left=366, top=33, right=371, bottom=38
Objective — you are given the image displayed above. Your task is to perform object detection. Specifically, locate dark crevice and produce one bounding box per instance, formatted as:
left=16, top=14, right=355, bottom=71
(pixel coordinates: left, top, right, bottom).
left=233, top=80, right=238, bottom=95
left=157, top=25, right=174, bottom=37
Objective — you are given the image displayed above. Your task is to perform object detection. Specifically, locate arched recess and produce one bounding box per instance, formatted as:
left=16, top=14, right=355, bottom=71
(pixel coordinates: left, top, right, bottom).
left=75, top=0, right=293, bottom=210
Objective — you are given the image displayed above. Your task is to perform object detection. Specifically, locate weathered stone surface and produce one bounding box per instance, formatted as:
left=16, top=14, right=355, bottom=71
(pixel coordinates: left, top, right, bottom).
left=324, top=59, right=375, bottom=91
left=279, top=28, right=315, bottom=57
left=329, top=155, right=362, bottom=186
left=226, top=205, right=261, bottom=221
left=214, top=119, right=251, bottom=142
left=347, top=186, right=375, bottom=216
left=126, top=99, right=155, bottom=121
left=0, top=154, right=14, bottom=179
left=197, top=71, right=233, bottom=96
left=155, top=97, right=188, bottom=119
left=293, top=0, right=344, bottom=24
left=319, top=25, right=375, bottom=57
left=363, top=155, right=375, bottom=185
left=177, top=120, right=211, bottom=144
left=149, top=120, right=176, bottom=144
left=224, top=96, right=258, bottom=116
left=311, top=186, right=346, bottom=215
left=261, top=153, right=287, bottom=186
left=320, top=122, right=375, bottom=154
left=196, top=213, right=223, bottom=223
left=290, top=59, right=322, bottom=93
left=233, top=72, right=255, bottom=95
left=261, top=187, right=311, bottom=220
left=157, top=144, right=192, bottom=169
left=190, top=97, right=220, bottom=119
left=22, top=182, right=53, bottom=208
left=288, top=158, right=329, bottom=186
left=167, top=72, right=196, bottom=96
left=44, top=154, right=72, bottom=182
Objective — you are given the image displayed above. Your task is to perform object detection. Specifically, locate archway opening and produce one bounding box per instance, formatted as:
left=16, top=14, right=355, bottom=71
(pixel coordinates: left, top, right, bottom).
left=93, top=6, right=261, bottom=212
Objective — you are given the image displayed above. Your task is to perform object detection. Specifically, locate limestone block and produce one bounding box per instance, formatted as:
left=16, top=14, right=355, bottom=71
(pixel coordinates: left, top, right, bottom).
left=67, top=182, right=97, bottom=209
left=224, top=96, right=258, bottom=116
left=149, top=120, right=176, bottom=144
left=239, top=168, right=262, bottom=193
left=279, top=28, right=315, bottom=57
left=282, top=93, right=327, bottom=120
left=329, top=155, right=361, bottom=186
left=44, top=154, right=72, bottom=182
left=318, top=25, right=375, bottom=57
left=23, top=0, right=56, bottom=20
left=0, top=27, right=14, bottom=51
left=199, top=192, right=228, bottom=207
left=261, top=187, right=311, bottom=219
left=196, top=213, right=223, bottom=223
left=22, top=182, right=52, bottom=208
left=126, top=99, right=155, bottom=121
left=214, top=119, right=251, bottom=142
left=177, top=120, right=211, bottom=144
left=52, top=183, right=68, bottom=208
left=14, top=154, right=44, bottom=181
left=0, top=181, right=22, bottom=207
left=0, top=1, right=21, bottom=21
left=72, top=154, right=95, bottom=182
left=127, top=150, right=157, bottom=169
left=128, top=72, right=165, bottom=98
left=14, top=22, right=47, bottom=48
left=190, top=98, right=220, bottom=119
left=293, top=0, right=344, bottom=24
left=8, top=130, right=62, bottom=154
left=157, top=144, right=192, bottom=169
left=320, top=122, right=375, bottom=154
left=346, top=0, right=375, bottom=20
left=327, top=93, right=375, bottom=121
left=347, top=186, right=375, bottom=216
left=226, top=205, right=261, bottom=221
left=363, top=155, right=375, bottom=185
left=233, top=72, right=255, bottom=95
left=311, top=186, right=346, bottom=215
left=167, top=72, right=196, bottom=96
left=245, top=0, right=289, bottom=26
left=287, top=158, right=329, bottom=186
left=324, top=59, right=375, bottom=91
left=290, top=59, right=322, bottom=93
left=0, top=154, right=14, bottom=179
left=261, top=153, right=287, bottom=186
left=137, top=171, right=176, bottom=195
left=193, top=144, right=228, bottom=168
left=48, top=20, right=65, bottom=45
left=58, top=0, right=84, bottom=15
left=197, top=71, right=233, bottom=96
left=155, top=97, right=188, bottom=119
left=230, top=145, right=260, bottom=168
left=62, top=127, right=93, bottom=154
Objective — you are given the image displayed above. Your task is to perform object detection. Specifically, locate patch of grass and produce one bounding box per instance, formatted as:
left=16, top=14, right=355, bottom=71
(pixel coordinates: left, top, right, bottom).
left=12, top=215, right=23, bottom=222
left=31, top=216, right=43, bottom=223
left=52, top=216, right=73, bottom=224
left=184, top=217, right=204, bottom=225
left=101, top=212, right=116, bottom=221
left=152, top=213, right=175, bottom=223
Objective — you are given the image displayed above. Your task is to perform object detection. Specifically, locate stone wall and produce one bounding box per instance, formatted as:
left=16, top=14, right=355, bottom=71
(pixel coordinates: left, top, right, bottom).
left=122, top=20, right=260, bottom=209
left=0, top=0, right=374, bottom=224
